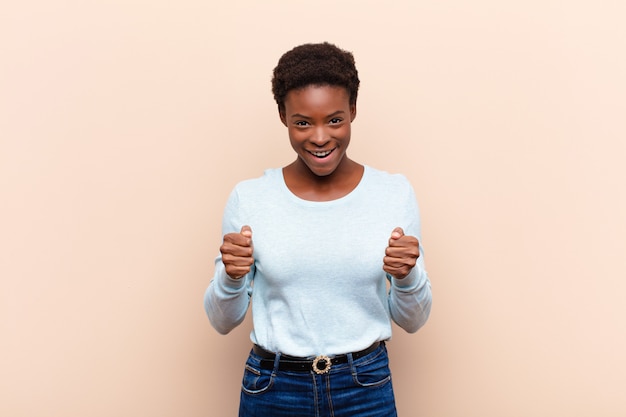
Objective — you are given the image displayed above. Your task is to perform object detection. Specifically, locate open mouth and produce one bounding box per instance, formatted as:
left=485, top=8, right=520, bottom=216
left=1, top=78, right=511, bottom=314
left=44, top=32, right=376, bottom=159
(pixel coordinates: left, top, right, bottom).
left=309, top=148, right=335, bottom=158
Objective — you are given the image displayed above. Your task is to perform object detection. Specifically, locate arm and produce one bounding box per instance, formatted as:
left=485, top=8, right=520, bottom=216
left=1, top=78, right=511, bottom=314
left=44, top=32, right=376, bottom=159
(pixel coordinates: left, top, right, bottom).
left=383, top=183, right=432, bottom=333
left=387, top=254, right=432, bottom=333
left=204, top=257, right=253, bottom=335
left=203, top=190, right=254, bottom=334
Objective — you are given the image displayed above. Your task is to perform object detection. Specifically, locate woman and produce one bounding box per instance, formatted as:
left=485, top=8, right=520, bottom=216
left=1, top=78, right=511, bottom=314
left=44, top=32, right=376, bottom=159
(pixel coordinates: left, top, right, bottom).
left=204, top=42, right=432, bottom=416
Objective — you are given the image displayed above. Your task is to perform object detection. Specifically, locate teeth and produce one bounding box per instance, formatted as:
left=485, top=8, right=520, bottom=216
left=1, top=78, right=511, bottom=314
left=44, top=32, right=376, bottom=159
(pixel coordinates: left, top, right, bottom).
left=311, top=150, right=332, bottom=157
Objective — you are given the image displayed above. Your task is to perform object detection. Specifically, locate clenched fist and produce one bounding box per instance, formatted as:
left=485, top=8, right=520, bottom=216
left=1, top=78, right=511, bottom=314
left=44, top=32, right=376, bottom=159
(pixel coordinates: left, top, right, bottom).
left=383, top=227, right=420, bottom=280
left=220, top=225, right=254, bottom=279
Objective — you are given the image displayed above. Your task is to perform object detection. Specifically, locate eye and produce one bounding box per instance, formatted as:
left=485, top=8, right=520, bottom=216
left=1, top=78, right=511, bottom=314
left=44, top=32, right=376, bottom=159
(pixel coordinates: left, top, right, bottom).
left=329, top=118, right=343, bottom=125
left=294, top=120, right=309, bottom=127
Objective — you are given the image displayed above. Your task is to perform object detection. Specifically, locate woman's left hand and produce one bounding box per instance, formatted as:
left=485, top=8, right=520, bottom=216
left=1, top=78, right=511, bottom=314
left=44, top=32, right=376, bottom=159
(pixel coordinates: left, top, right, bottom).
left=383, top=227, right=420, bottom=280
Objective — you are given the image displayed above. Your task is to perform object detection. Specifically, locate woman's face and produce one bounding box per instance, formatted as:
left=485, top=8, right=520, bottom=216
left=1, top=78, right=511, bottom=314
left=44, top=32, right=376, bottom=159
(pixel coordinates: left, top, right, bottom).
left=281, top=85, right=356, bottom=178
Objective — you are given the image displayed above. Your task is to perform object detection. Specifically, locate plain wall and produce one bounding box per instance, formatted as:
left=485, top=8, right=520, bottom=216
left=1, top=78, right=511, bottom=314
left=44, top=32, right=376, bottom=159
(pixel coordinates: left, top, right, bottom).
left=1, top=1, right=625, bottom=416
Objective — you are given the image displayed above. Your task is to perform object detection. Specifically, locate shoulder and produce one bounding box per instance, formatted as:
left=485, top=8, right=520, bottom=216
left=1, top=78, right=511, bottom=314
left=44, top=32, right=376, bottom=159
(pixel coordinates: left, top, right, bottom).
left=222, top=169, right=283, bottom=230
left=363, top=165, right=414, bottom=194
left=225, top=168, right=285, bottom=213
left=231, top=168, right=282, bottom=195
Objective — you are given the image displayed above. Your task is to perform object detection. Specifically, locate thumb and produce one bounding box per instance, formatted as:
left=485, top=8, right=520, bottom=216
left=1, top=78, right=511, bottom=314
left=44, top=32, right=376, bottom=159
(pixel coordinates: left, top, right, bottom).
left=240, top=225, right=252, bottom=238
left=390, top=227, right=404, bottom=240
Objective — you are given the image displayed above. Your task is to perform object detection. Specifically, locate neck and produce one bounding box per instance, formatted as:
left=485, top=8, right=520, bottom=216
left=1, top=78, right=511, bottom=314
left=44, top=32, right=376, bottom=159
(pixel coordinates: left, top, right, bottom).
left=283, top=158, right=364, bottom=201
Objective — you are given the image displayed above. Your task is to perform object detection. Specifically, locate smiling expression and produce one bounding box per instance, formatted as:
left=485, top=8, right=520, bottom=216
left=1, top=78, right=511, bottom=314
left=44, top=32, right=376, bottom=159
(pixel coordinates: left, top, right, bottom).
left=280, top=84, right=357, bottom=179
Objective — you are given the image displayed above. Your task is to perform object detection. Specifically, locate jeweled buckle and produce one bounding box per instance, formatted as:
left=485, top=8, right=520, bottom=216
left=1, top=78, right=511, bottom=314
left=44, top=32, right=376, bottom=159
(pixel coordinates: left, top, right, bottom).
left=312, top=355, right=331, bottom=374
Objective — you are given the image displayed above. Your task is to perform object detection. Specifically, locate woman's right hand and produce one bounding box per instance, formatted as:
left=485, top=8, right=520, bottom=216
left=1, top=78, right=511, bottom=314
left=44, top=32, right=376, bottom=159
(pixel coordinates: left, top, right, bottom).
left=220, top=225, right=254, bottom=279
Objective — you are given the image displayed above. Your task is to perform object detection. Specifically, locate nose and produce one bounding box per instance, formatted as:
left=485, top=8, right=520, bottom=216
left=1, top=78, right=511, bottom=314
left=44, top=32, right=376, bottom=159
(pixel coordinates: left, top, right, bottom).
left=311, top=126, right=330, bottom=146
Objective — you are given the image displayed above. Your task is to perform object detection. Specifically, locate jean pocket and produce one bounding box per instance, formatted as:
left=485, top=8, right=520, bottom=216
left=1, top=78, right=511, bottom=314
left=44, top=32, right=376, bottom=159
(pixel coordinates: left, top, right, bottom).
left=352, top=355, right=392, bottom=388
left=241, top=363, right=274, bottom=395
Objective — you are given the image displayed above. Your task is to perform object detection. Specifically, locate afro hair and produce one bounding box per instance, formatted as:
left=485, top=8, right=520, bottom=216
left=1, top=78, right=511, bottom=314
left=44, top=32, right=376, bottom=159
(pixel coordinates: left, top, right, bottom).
left=271, top=42, right=360, bottom=114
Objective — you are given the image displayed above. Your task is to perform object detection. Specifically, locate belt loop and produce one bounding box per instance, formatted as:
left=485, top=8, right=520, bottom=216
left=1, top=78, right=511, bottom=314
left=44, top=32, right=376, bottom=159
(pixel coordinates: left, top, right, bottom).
left=347, top=351, right=356, bottom=375
left=272, top=352, right=282, bottom=374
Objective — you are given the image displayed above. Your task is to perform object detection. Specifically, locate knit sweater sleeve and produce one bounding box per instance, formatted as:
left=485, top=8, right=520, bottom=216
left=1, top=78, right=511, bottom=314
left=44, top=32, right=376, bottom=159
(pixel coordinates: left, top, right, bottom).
left=387, top=180, right=432, bottom=333
left=203, top=187, right=253, bottom=335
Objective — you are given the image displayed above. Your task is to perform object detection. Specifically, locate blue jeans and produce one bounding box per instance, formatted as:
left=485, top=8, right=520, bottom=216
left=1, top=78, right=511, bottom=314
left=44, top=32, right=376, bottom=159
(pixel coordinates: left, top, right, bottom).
left=239, top=342, right=397, bottom=417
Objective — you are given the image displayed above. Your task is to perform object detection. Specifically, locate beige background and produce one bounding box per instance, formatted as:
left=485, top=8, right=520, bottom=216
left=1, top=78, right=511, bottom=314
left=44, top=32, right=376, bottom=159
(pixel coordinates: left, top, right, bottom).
left=1, top=1, right=625, bottom=416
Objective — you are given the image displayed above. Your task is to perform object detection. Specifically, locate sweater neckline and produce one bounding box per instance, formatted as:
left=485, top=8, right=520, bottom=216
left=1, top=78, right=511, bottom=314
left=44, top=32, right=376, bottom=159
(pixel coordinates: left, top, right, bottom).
left=277, top=165, right=369, bottom=206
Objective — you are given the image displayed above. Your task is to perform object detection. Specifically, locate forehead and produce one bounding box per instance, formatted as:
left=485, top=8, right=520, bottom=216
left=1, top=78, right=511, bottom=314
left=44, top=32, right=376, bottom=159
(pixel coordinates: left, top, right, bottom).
left=284, top=85, right=351, bottom=113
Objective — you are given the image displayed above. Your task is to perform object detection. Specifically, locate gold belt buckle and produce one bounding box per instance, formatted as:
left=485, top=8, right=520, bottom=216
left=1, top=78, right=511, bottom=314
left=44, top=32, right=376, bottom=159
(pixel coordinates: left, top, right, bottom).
left=312, top=355, right=331, bottom=374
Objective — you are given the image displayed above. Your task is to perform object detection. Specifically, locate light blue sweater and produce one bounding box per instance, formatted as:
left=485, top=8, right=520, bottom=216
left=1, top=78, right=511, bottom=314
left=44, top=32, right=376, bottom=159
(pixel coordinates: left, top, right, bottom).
left=204, top=166, right=432, bottom=357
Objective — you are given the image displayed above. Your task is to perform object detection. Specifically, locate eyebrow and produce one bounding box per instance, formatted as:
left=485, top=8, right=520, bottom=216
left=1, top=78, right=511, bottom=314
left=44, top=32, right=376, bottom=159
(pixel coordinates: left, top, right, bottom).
left=289, top=110, right=345, bottom=119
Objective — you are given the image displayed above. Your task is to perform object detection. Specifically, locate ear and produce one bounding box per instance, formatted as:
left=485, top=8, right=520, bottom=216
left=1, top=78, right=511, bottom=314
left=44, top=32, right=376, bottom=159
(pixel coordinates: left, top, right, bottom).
left=279, top=107, right=287, bottom=126
left=350, top=104, right=357, bottom=122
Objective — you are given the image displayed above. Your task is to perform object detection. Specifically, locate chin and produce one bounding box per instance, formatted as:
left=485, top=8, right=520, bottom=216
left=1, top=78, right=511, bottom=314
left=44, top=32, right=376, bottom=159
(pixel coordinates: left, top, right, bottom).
left=307, top=165, right=337, bottom=177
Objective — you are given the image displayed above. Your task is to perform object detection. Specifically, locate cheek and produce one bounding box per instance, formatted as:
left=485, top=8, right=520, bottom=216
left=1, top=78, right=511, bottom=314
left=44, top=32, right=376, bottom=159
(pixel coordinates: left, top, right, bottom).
left=288, top=128, right=309, bottom=143
left=288, top=134, right=304, bottom=153
left=336, top=125, right=352, bottom=141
